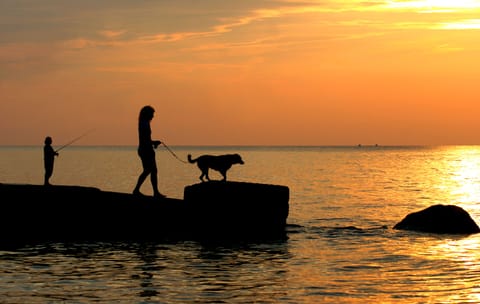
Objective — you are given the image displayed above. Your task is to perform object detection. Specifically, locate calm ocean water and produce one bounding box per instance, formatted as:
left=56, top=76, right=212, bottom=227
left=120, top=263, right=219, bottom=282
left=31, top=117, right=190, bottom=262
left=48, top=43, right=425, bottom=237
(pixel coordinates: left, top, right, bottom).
left=1, top=145, right=480, bottom=303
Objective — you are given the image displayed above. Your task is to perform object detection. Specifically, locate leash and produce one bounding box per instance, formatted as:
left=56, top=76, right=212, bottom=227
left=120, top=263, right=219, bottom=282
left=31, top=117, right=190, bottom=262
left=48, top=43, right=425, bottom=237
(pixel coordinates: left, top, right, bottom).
left=161, top=142, right=188, bottom=164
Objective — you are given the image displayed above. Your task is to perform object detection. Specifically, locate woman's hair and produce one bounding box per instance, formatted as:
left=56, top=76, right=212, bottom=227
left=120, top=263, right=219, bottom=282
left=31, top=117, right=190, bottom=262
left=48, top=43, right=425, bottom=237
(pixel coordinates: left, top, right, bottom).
left=44, top=136, right=52, bottom=145
left=139, top=105, right=155, bottom=121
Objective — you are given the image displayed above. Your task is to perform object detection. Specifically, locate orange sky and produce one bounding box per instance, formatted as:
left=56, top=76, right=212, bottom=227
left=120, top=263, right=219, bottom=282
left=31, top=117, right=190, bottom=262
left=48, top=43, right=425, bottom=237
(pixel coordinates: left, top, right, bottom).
left=1, top=0, right=480, bottom=146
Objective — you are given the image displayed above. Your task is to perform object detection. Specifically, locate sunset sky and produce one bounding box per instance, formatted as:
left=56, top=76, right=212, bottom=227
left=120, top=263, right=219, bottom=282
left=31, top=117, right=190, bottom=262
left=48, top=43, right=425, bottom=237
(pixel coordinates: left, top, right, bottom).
left=1, top=0, right=480, bottom=146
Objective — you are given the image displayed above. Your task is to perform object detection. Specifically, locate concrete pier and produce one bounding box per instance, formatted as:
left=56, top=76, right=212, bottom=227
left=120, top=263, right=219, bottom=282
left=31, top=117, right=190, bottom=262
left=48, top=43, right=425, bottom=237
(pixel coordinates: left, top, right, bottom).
left=0, top=182, right=289, bottom=244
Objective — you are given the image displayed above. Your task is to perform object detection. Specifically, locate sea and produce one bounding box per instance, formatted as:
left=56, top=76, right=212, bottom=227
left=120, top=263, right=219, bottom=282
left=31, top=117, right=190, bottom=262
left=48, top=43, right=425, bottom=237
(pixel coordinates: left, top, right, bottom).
left=1, top=145, right=480, bottom=303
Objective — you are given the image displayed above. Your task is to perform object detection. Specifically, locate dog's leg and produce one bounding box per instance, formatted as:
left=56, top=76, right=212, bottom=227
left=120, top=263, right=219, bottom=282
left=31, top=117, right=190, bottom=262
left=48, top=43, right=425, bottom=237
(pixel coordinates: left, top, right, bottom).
left=199, top=168, right=210, bottom=182
left=220, top=170, right=227, bottom=181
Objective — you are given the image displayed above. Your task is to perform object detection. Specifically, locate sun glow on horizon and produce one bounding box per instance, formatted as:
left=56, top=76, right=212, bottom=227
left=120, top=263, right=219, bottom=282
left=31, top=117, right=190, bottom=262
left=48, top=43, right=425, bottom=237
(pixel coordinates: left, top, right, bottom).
left=436, top=18, right=480, bottom=29
left=385, top=0, right=480, bottom=11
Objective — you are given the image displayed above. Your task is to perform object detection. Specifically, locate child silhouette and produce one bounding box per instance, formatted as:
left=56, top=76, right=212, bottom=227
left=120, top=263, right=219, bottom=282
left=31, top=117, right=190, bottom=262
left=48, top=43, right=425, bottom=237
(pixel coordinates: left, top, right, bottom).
left=44, top=136, right=59, bottom=186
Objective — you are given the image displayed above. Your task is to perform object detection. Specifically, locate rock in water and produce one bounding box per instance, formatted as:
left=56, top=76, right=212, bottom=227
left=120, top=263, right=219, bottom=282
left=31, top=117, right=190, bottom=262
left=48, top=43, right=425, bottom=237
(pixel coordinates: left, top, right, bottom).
left=394, top=204, right=480, bottom=234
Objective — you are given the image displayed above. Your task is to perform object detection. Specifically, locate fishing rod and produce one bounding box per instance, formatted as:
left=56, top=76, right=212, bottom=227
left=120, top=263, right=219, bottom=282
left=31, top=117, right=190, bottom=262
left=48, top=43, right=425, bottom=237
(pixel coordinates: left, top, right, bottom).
left=55, top=128, right=95, bottom=152
left=161, top=142, right=188, bottom=164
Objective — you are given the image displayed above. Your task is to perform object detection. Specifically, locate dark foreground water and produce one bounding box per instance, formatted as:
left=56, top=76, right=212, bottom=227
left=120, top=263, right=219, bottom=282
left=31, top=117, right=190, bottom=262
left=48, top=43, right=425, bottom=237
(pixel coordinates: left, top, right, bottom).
left=1, top=145, right=480, bottom=303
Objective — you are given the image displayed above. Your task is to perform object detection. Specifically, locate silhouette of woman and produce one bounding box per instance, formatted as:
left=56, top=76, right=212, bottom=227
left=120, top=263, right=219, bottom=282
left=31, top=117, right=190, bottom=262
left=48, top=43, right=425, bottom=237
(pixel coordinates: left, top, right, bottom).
left=44, top=136, right=59, bottom=186
left=133, top=105, right=166, bottom=198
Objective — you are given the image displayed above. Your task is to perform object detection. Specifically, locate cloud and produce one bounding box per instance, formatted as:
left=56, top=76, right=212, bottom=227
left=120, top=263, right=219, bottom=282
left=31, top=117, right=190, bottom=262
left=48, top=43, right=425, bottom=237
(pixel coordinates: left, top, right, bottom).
left=2, top=0, right=480, bottom=80
left=99, top=30, right=127, bottom=39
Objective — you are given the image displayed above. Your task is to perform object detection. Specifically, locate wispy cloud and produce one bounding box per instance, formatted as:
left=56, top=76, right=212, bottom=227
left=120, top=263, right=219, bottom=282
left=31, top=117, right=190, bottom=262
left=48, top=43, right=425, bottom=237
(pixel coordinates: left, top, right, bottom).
left=99, top=30, right=126, bottom=39
left=2, top=0, right=480, bottom=79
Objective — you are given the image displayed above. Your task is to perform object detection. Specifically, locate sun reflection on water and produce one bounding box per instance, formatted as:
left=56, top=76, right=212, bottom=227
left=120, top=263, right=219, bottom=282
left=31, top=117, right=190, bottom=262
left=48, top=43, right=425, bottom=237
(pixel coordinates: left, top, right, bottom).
left=424, top=147, right=480, bottom=217
left=436, top=147, right=480, bottom=228
left=404, top=146, right=480, bottom=302
left=398, top=232, right=480, bottom=303
left=448, top=147, right=480, bottom=203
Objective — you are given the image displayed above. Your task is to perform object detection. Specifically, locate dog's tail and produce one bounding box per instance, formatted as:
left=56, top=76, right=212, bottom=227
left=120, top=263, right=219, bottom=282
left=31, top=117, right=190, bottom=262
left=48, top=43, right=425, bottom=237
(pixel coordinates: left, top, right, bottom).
left=187, top=154, right=197, bottom=164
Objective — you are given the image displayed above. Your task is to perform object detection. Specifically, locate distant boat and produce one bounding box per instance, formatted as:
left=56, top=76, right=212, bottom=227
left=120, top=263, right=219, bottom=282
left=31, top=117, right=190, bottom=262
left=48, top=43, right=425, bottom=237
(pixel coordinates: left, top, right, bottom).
left=0, top=181, right=289, bottom=245
left=357, top=144, right=380, bottom=148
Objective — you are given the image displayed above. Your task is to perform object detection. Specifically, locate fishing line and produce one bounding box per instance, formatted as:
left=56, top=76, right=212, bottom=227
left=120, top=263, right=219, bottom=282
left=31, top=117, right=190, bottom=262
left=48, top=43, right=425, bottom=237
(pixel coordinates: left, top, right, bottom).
left=55, top=128, right=96, bottom=152
left=161, top=142, right=188, bottom=164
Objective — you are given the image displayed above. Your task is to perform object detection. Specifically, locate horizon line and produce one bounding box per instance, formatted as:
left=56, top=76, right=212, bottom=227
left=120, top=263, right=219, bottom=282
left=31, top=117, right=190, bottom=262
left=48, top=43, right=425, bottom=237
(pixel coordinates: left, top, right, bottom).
left=2, top=144, right=480, bottom=148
